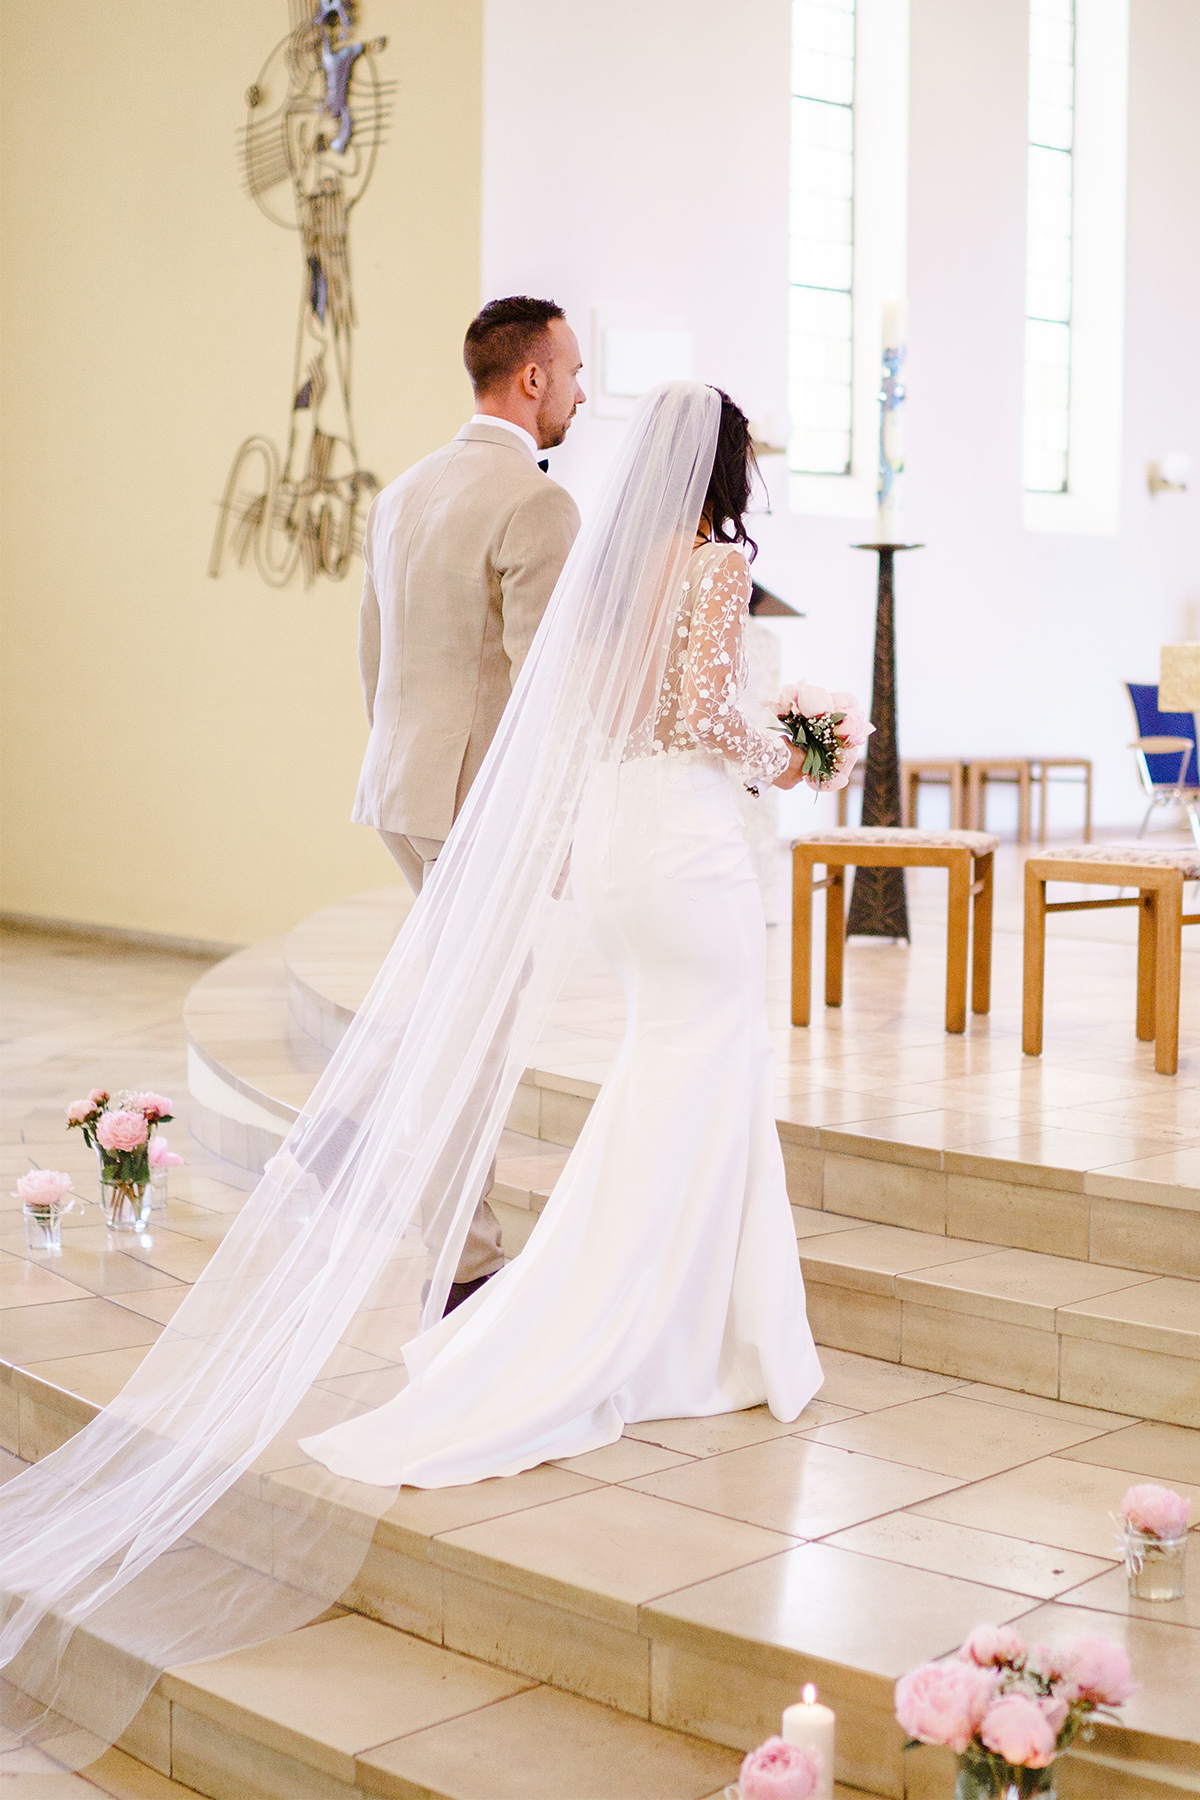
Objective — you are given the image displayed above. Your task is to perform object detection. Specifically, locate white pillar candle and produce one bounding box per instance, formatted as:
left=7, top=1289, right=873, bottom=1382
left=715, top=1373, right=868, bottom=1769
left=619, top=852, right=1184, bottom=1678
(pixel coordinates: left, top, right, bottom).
left=877, top=297, right=908, bottom=544
left=781, top=1683, right=836, bottom=1799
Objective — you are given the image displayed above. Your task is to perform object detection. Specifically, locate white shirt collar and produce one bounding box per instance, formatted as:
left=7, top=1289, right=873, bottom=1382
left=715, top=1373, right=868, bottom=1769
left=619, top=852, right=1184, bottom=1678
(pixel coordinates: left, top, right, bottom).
left=469, top=413, right=539, bottom=460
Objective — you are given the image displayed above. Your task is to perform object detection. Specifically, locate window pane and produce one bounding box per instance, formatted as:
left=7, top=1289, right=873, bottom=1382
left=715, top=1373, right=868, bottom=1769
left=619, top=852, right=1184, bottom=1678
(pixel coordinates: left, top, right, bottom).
left=790, top=0, right=855, bottom=477
left=1024, top=0, right=1074, bottom=494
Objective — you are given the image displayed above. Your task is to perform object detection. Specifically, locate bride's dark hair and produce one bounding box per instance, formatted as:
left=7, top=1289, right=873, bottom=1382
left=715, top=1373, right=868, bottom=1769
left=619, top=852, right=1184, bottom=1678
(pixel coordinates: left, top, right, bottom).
left=703, top=388, right=759, bottom=560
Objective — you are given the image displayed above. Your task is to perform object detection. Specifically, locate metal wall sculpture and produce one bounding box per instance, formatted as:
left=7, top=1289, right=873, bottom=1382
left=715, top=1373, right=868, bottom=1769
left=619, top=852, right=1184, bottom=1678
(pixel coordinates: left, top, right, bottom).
left=209, top=1, right=392, bottom=588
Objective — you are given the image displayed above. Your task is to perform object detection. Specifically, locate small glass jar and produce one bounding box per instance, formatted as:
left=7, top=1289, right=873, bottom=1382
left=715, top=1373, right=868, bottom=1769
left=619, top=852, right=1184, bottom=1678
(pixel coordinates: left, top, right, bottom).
left=101, top=1176, right=152, bottom=1232
left=23, top=1202, right=63, bottom=1253
left=956, top=1753, right=1056, bottom=1798
left=149, top=1163, right=170, bottom=1216
left=1125, top=1524, right=1188, bottom=1602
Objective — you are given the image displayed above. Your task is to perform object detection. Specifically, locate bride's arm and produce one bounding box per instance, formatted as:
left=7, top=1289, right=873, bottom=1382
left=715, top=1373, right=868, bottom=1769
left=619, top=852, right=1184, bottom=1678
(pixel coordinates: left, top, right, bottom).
left=681, top=549, right=797, bottom=787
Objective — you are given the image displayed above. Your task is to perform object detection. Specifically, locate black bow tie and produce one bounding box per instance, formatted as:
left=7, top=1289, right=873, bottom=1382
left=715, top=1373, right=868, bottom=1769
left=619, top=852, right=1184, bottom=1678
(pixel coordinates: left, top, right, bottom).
left=538, top=458, right=549, bottom=473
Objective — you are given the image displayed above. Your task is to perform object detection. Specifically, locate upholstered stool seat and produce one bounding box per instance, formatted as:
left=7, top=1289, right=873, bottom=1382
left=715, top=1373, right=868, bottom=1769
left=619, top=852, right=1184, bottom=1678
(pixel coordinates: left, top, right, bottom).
left=1024, top=846, right=1200, bottom=1075
left=791, top=827, right=999, bottom=1034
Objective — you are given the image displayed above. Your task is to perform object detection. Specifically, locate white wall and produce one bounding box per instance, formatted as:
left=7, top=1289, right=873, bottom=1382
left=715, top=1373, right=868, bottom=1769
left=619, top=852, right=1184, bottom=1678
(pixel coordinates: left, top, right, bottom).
left=482, top=0, right=1200, bottom=834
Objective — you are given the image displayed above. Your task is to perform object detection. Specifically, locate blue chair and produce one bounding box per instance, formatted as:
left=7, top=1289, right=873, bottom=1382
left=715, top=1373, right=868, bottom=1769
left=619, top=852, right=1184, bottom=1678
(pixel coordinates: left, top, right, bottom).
left=1126, top=682, right=1200, bottom=841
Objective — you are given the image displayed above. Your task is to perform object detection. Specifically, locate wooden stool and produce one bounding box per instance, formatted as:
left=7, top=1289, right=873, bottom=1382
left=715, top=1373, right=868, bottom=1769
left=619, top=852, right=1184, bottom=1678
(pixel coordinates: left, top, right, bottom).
left=1029, top=756, right=1093, bottom=843
left=1024, top=846, right=1200, bottom=1075
left=792, top=827, right=999, bottom=1034
left=967, top=758, right=1033, bottom=843
left=901, top=758, right=968, bottom=829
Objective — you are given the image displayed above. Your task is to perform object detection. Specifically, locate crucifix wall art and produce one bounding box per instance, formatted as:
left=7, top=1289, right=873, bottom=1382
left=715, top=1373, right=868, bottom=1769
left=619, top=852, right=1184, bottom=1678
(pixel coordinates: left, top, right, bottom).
left=210, top=1, right=392, bottom=588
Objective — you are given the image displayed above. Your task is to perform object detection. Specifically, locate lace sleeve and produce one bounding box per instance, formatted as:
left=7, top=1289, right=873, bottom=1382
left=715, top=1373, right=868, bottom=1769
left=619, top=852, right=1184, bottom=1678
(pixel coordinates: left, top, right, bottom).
left=681, top=549, right=791, bottom=784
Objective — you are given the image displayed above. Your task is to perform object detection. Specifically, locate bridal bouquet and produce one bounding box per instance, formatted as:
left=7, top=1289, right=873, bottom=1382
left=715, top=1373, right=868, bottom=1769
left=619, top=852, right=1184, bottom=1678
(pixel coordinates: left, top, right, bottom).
left=67, top=1088, right=175, bottom=1230
left=896, top=1624, right=1137, bottom=1798
left=774, top=682, right=873, bottom=792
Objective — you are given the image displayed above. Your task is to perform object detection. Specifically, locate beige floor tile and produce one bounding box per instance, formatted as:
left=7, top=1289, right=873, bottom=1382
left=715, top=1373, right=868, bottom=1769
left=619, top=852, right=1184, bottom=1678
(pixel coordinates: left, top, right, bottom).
left=80, top=1742, right=209, bottom=1797
left=1085, top=1146, right=1200, bottom=1205
left=430, top=1485, right=798, bottom=1630
left=812, top=1347, right=966, bottom=1412
left=357, top=1682, right=741, bottom=1800
left=1001, top=1599, right=1200, bottom=1742
left=0, top=1250, right=94, bottom=1309
left=824, top=1511, right=1111, bottom=1599
left=626, top=1403, right=820, bottom=1458
left=266, top=1456, right=600, bottom=1561
left=1057, top=1276, right=1200, bottom=1359
left=23, top=1346, right=151, bottom=1408
left=950, top=1381, right=1137, bottom=1429
left=797, top=1391, right=1115, bottom=1480
left=1088, top=1194, right=1200, bottom=1280
left=553, top=1436, right=696, bottom=1482
left=1052, top=1419, right=1200, bottom=1485
left=911, top=1454, right=1200, bottom=1560
left=1059, top=1336, right=1200, bottom=1427
left=897, top=1247, right=1157, bottom=1332
left=626, top=1436, right=963, bottom=1538
left=799, top=1225, right=999, bottom=1297
left=1054, top=1530, right=1200, bottom=1628
left=0, top=1235, right=184, bottom=1298
left=791, top=1205, right=871, bottom=1241
left=806, top=1281, right=902, bottom=1361
left=0, top=1296, right=161, bottom=1366
left=108, top=1286, right=189, bottom=1325
left=164, top=1613, right=532, bottom=1783
left=642, top=1541, right=1033, bottom=1680
left=900, top=1303, right=1059, bottom=1398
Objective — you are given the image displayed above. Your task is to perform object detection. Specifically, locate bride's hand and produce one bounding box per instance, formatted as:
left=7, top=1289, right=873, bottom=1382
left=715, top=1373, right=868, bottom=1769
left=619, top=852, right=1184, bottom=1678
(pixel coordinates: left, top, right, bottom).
left=773, top=744, right=807, bottom=791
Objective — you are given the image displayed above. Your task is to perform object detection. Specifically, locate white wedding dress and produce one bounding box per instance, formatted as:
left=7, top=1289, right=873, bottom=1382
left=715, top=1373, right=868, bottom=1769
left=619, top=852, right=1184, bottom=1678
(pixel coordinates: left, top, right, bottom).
left=302, top=541, right=822, bottom=1487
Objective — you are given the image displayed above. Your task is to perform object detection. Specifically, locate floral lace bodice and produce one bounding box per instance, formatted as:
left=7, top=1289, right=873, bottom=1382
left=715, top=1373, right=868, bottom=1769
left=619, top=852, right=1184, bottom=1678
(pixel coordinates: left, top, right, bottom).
left=628, top=541, right=790, bottom=785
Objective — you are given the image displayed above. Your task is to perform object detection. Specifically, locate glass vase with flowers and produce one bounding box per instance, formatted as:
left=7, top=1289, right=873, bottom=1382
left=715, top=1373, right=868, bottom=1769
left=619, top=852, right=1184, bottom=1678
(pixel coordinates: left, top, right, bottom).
left=66, top=1089, right=175, bottom=1231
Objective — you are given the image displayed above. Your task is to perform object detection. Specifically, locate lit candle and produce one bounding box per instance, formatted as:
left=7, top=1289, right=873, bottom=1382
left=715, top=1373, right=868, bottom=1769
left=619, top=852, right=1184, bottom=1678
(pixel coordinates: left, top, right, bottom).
left=781, top=1683, right=836, bottom=1799
left=877, top=297, right=908, bottom=545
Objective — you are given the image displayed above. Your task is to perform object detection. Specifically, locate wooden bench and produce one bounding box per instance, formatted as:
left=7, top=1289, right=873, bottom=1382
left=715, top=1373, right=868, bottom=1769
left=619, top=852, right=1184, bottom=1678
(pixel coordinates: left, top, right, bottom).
left=1024, top=846, right=1200, bottom=1075
left=792, top=827, right=999, bottom=1034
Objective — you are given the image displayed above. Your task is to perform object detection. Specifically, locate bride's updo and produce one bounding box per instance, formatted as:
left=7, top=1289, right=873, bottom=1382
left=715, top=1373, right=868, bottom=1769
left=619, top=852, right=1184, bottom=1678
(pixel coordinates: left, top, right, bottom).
left=703, top=389, right=758, bottom=560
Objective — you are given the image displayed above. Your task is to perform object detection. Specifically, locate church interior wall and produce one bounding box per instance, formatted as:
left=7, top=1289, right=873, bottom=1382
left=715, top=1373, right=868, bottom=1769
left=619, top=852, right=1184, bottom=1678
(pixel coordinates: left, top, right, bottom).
left=483, top=0, right=1199, bottom=835
left=0, top=0, right=483, bottom=944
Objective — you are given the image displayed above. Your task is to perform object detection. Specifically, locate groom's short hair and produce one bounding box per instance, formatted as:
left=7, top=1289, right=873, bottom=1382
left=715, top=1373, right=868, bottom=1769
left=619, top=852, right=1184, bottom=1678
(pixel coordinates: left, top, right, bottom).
left=464, top=296, right=566, bottom=394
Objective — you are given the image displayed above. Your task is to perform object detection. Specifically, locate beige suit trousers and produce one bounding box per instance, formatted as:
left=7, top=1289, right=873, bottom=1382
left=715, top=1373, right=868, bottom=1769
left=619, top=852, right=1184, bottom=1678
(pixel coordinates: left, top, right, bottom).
left=378, top=829, right=505, bottom=1286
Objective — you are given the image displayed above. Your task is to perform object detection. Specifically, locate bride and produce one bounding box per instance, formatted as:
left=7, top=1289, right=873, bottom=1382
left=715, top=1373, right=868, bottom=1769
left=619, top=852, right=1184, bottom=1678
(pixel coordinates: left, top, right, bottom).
left=0, top=381, right=820, bottom=1756
left=301, top=383, right=821, bottom=1486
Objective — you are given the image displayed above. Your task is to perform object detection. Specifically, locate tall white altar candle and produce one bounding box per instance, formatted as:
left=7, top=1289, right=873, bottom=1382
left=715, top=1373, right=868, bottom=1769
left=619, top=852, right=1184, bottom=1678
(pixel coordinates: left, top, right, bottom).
left=782, top=1683, right=836, bottom=1800
left=877, top=297, right=908, bottom=544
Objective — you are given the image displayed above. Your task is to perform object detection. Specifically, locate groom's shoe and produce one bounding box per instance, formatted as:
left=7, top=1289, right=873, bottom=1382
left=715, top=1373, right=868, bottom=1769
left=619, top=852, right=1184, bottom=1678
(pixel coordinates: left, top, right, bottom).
left=444, top=1272, right=495, bottom=1316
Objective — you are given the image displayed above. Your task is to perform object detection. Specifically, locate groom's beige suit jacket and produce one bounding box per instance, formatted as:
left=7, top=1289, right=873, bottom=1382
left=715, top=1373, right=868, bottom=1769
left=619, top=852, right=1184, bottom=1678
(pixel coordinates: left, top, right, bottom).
left=353, top=421, right=581, bottom=840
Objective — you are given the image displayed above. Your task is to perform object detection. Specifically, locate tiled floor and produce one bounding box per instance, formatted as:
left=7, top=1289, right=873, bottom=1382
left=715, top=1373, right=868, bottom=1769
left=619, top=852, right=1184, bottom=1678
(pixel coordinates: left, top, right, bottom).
left=3, top=910, right=1200, bottom=1794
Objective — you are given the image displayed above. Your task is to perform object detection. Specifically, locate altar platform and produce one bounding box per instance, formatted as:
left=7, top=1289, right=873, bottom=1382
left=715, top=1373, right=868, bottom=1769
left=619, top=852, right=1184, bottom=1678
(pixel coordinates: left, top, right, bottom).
left=2, top=846, right=1199, bottom=1799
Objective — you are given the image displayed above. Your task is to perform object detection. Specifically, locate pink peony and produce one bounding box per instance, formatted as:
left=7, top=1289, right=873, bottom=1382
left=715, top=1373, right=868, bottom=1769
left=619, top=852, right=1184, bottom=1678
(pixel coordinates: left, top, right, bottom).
left=738, top=1737, right=822, bottom=1800
left=1063, top=1636, right=1138, bottom=1707
left=148, top=1135, right=183, bottom=1169
left=95, top=1108, right=148, bottom=1153
left=895, top=1661, right=996, bottom=1753
left=66, top=1098, right=94, bottom=1124
left=791, top=681, right=834, bottom=718
left=127, top=1091, right=173, bottom=1121
left=15, top=1170, right=73, bottom=1206
left=87, top=1088, right=109, bottom=1108
left=980, top=1694, right=1058, bottom=1768
left=1039, top=1694, right=1070, bottom=1735
left=1122, top=1484, right=1191, bottom=1538
left=959, top=1624, right=1027, bottom=1669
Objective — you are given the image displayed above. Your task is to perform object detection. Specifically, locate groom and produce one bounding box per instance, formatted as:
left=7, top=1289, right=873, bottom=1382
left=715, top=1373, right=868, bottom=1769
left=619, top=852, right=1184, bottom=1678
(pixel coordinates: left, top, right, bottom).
left=353, top=296, right=585, bottom=1309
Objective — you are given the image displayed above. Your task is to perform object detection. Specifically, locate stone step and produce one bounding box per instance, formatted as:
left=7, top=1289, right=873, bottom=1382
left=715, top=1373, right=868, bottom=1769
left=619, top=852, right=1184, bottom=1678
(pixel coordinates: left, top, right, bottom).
left=7, top=1343, right=1198, bottom=1800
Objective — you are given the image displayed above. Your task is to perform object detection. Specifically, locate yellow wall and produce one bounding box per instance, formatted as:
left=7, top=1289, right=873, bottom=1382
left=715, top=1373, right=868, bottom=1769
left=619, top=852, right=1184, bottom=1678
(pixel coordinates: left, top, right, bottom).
left=0, top=0, right=482, bottom=944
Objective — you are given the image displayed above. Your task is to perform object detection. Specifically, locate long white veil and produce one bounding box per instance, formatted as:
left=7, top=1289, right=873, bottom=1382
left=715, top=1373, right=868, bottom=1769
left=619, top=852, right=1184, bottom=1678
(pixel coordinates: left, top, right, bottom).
left=0, top=381, right=722, bottom=1763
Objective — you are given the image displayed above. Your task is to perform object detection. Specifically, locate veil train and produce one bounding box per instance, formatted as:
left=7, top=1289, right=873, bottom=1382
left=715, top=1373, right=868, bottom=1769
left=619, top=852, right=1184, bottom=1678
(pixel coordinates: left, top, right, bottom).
left=0, top=382, right=723, bottom=1763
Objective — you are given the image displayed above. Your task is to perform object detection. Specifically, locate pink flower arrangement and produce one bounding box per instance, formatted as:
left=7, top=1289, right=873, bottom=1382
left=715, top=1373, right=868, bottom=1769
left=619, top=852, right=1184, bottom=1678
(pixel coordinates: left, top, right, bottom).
left=774, top=682, right=874, bottom=793
left=15, top=1170, right=75, bottom=1209
left=896, top=1624, right=1136, bottom=1786
left=737, top=1737, right=822, bottom=1800
left=126, top=1091, right=174, bottom=1122
left=1121, top=1484, right=1191, bottom=1540
left=894, top=1660, right=996, bottom=1753
left=148, top=1135, right=183, bottom=1170
left=979, top=1694, right=1057, bottom=1768
left=96, top=1109, right=149, bottom=1153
